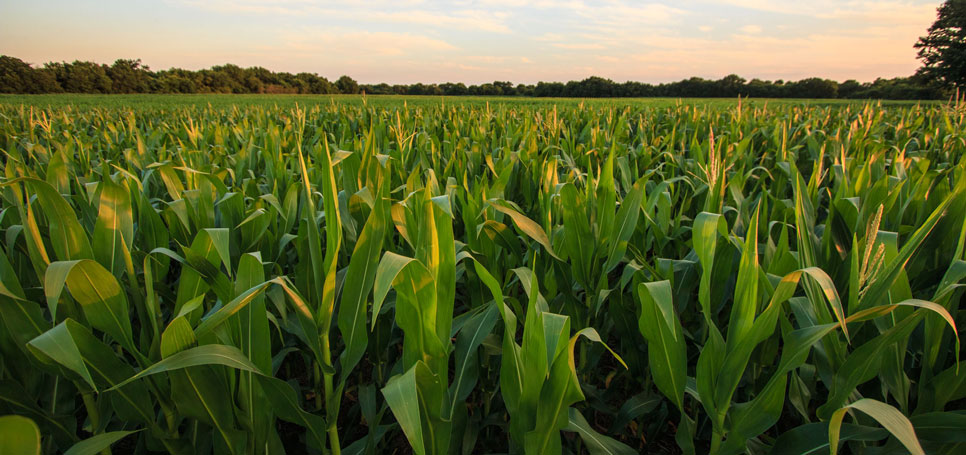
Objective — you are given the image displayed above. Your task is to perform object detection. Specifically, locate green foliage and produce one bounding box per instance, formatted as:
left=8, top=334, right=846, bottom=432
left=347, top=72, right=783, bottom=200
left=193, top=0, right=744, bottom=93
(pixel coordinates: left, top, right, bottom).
left=0, top=97, right=963, bottom=455
left=0, top=415, right=41, bottom=454
left=915, top=0, right=966, bottom=89
left=0, top=53, right=952, bottom=98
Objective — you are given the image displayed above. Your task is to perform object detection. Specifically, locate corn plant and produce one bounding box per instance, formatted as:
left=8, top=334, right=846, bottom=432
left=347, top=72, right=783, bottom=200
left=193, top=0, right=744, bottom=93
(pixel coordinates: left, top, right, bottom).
left=0, top=97, right=964, bottom=454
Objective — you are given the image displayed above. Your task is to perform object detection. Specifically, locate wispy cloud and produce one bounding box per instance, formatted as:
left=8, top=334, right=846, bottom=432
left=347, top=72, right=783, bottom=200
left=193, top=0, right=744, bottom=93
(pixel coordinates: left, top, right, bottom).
left=716, top=0, right=936, bottom=22
left=553, top=43, right=607, bottom=50
left=277, top=28, right=457, bottom=57
left=178, top=0, right=512, bottom=33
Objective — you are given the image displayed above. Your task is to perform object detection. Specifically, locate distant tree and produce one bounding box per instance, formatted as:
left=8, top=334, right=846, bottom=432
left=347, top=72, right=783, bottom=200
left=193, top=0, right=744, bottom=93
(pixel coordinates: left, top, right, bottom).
left=294, top=73, right=336, bottom=94
left=363, top=83, right=394, bottom=95
left=569, top=76, right=616, bottom=97
left=668, top=77, right=715, bottom=97
left=789, top=78, right=838, bottom=98
left=48, top=61, right=112, bottom=93
left=915, top=0, right=966, bottom=89
left=621, top=81, right=653, bottom=97
left=157, top=70, right=197, bottom=93
left=853, top=76, right=946, bottom=100
left=493, top=81, right=515, bottom=96
left=746, top=79, right=780, bottom=98
left=33, top=67, right=62, bottom=93
left=515, top=83, right=534, bottom=97
left=0, top=55, right=60, bottom=93
left=0, top=53, right=949, bottom=99
left=108, top=59, right=151, bottom=93
left=207, top=64, right=247, bottom=93
left=533, top=81, right=565, bottom=97
left=408, top=83, right=440, bottom=95
left=439, top=82, right=468, bottom=96
left=336, top=75, right=359, bottom=94
left=717, top=74, right=747, bottom=97
left=838, top=79, right=863, bottom=98
left=0, top=55, right=33, bottom=93
left=243, top=66, right=276, bottom=93
left=478, top=83, right=502, bottom=96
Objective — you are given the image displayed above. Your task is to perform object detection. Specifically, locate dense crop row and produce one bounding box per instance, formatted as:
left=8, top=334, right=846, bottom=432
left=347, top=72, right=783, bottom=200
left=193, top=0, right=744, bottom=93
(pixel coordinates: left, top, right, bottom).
left=0, top=98, right=964, bottom=454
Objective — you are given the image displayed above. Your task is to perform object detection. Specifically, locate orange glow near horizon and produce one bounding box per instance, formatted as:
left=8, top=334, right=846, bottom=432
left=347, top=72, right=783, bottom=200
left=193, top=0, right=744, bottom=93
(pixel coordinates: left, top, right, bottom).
left=0, top=1, right=943, bottom=84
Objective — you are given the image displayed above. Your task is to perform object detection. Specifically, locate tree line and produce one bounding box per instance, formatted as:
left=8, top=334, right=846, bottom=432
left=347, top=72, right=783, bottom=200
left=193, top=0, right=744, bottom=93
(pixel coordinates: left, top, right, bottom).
left=0, top=55, right=949, bottom=99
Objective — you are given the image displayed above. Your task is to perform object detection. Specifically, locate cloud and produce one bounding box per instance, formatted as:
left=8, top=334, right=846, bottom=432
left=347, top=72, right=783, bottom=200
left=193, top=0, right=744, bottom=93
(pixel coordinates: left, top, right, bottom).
left=277, top=28, right=457, bottom=58
left=534, top=32, right=565, bottom=42
left=573, top=2, right=688, bottom=30
left=698, top=25, right=713, bottom=32
left=739, top=25, right=762, bottom=34
left=178, top=0, right=512, bottom=33
left=716, top=0, right=935, bottom=23
left=362, top=9, right=511, bottom=33
left=552, top=43, right=606, bottom=50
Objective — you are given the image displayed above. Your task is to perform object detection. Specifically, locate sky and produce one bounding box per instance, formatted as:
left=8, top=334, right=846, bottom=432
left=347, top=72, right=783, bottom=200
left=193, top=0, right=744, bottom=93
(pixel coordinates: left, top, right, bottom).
left=0, top=0, right=944, bottom=85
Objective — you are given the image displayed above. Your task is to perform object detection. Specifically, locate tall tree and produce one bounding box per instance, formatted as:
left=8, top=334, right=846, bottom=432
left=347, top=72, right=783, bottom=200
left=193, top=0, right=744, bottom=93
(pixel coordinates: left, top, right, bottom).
left=47, top=61, right=113, bottom=93
left=915, top=0, right=966, bottom=89
left=336, top=75, right=359, bottom=94
left=108, top=59, right=151, bottom=93
left=0, top=56, right=34, bottom=93
left=0, top=56, right=61, bottom=93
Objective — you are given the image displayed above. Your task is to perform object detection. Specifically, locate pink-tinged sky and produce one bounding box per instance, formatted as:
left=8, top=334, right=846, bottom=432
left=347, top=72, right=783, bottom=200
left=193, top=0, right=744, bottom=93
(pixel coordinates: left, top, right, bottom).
left=0, top=1, right=943, bottom=84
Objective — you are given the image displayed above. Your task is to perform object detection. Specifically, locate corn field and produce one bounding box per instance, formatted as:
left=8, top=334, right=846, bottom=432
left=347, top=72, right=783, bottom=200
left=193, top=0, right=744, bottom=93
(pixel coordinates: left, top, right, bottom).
left=0, top=98, right=964, bottom=454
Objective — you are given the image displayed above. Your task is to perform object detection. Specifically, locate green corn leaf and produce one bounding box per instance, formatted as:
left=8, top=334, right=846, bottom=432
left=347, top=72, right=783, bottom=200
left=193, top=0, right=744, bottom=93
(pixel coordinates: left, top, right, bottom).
left=770, top=422, right=887, bottom=455
left=693, top=211, right=727, bottom=319
left=26, top=321, right=96, bottom=391
left=317, top=138, right=342, bottom=332
left=727, top=202, right=760, bottom=345
left=820, top=301, right=959, bottom=417
left=32, top=319, right=153, bottom=424
left=254, top=375, right=328, bottom=449
left=602, top=176, right=645, bottom=274
left=10, top=178, right=94, bottom=261
left=194, top=281, right=272, bottom=339
left=637, top=280, right=686, bottom=410
left=525, top=328, right=624, bottom=455
left=0, top=415, right=41, bottom=455
left=161, top=316, right=196, bottom=358
left=0, top=381, right=77, bottom=447
left=828, top=398, right=924, bottom=455
left=488, top=198, right=560, bottom=260
left=372, top=252, right=418, bottom=330
left=431, top=191, right=456, bottom=356
left=63, top=430, right=141, bottom=455
left=908, top=411, right=966, bottom=444
left=724, top=371, right=788, bottom=451
left=382, top=363, right=427, bottom=455
left=518, top=269, right=551, bottom=440
left=857, top=188, right=960, bottom=311
left=295, top=127, right=325, bottom=314
left=108, top=344, right=263, bottom=391
left=91, top=178, right=133, bottom=276
left=447, top=303, right=499, bottom=419
left=560, top=183, right=594, bottom=286
left=609, top=393, right=661, bottom=433
left=43, top=259, right=135, bottom=353
left=566, top=408, right=637, bottom=455
left=338, top=163, right=389, bottom=381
